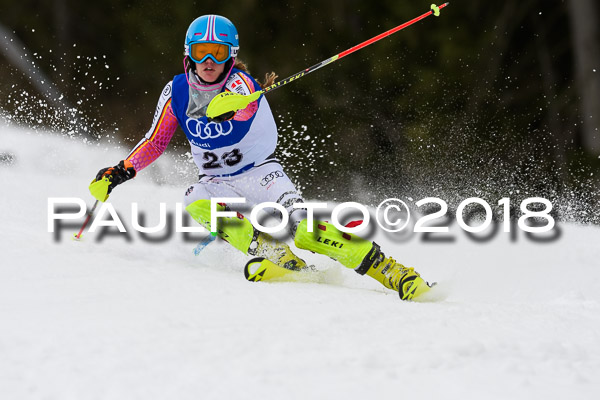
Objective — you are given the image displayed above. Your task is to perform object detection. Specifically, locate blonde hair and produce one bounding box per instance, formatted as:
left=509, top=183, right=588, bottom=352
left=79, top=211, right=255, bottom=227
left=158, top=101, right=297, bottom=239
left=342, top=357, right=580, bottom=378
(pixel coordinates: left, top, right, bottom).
left=234, top=59, right=278, bottom=89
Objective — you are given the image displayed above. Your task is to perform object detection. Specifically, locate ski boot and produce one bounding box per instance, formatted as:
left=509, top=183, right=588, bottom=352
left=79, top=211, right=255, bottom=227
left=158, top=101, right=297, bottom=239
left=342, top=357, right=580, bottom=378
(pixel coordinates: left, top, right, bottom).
left=294, top=219, right=432, bottom=300
left=249, top=231, right=307, bottom=271
left=356, top=243, right=432, bottom=300
left=186, top=199, right=308, bottom=272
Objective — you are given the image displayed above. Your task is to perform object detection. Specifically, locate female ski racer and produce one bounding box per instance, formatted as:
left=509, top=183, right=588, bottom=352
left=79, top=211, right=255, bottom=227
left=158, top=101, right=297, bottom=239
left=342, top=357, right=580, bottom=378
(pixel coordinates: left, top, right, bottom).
left=93, top=15, right=432, bottom=300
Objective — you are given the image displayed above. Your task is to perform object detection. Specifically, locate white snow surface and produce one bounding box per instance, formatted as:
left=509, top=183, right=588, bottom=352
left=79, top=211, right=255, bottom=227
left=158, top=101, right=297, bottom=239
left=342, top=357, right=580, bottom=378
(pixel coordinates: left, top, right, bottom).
left=1, top=123, right=600, bottom=400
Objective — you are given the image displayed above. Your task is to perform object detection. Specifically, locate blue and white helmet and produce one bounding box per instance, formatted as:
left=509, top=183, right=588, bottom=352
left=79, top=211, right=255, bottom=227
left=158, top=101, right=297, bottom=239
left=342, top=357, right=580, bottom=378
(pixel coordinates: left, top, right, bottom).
left=184, top=15, right=239, bottom=64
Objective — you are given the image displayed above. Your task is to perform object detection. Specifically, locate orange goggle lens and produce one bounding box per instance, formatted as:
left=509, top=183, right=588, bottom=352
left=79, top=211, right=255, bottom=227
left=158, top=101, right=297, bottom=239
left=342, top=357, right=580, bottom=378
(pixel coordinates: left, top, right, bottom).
left=190, top=42, right=231, bottom=64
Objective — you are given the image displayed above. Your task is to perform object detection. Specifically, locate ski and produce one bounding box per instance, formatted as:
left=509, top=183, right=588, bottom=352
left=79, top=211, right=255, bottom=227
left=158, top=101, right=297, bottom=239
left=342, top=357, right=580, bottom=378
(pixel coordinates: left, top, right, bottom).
left=243, top=257, right=444, bottom=301
left=244, top=257, right=319, bottom=283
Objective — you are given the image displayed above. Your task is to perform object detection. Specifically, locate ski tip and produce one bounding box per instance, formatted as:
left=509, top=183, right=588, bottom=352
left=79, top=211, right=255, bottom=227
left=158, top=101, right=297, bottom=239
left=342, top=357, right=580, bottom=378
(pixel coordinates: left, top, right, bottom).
left=411, top=282, right=450, bottom=303
left=244, top=257, right=268, bottom=281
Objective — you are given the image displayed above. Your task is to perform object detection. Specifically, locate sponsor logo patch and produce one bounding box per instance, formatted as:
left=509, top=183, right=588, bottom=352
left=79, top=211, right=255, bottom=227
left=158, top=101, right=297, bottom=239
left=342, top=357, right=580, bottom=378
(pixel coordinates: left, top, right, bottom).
left=261, top=170, right=284, bottom=186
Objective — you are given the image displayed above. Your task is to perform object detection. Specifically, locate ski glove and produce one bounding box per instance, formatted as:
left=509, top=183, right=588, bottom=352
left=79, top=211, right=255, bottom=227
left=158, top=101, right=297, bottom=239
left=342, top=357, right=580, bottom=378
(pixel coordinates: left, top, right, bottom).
left=94, top=160, right=136, bottom=194
left=207, top=111, right=235, bottom=124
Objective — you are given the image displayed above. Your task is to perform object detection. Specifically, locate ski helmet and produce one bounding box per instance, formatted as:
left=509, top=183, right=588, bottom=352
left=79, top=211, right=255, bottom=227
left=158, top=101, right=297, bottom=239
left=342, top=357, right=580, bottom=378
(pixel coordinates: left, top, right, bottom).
left=184, top=15, right=239, bottom=65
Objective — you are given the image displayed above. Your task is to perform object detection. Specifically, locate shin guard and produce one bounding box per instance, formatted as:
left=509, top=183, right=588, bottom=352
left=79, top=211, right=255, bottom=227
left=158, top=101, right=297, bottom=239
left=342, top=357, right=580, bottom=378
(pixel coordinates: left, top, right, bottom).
left=294, top=219, right=375, bottom=270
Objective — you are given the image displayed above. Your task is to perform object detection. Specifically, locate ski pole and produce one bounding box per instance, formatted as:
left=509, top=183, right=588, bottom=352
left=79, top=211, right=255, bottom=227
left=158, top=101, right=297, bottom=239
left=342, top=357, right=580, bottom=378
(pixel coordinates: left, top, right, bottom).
left=73, top=176, right=112, bottom=240
left=207, top=3, right=450, bottom=118
left=73, top=200, right=99, bottom=240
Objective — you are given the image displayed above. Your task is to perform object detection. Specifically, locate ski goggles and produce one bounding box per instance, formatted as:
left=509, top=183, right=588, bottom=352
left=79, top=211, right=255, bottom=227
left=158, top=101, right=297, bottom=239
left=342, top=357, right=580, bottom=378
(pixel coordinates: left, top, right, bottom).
left=189, top=42, right=232, bottom=64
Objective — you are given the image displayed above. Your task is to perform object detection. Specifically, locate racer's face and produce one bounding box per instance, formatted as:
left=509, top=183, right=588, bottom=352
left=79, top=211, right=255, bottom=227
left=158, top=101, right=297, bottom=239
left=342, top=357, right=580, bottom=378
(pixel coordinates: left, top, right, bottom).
left=196, top=58, right=225, bottom=83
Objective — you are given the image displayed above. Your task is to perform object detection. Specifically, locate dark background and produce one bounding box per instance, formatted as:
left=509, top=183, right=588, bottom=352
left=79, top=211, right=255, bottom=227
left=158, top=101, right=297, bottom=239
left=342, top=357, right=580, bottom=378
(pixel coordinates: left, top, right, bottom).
left=1, top=1, right=599, bottom=221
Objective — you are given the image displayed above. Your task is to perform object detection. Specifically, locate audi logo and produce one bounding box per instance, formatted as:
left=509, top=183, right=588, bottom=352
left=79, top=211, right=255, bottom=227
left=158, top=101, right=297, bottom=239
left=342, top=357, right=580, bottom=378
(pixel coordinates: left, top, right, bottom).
left=186, top=118, right=234, bottom=139
left=261, top=170, right=284, bottom=186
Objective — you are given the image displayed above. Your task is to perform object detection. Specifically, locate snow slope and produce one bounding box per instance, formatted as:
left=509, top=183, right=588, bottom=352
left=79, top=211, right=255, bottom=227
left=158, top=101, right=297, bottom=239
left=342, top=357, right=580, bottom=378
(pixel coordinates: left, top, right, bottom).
left=1, top=123, right=599, bottom=400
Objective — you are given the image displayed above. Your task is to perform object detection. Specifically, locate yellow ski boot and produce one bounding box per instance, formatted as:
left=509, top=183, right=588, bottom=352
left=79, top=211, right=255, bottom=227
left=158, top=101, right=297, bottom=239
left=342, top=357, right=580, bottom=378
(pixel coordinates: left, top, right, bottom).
left=244, top=231, right=315, bottom=282
left=250, top=231, right=307, bottom=271
left=358, top=244, right=432, bottom=300
left=294, top=220, right=433, bottom=300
